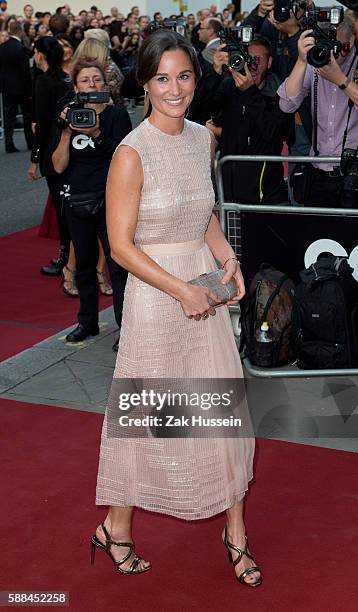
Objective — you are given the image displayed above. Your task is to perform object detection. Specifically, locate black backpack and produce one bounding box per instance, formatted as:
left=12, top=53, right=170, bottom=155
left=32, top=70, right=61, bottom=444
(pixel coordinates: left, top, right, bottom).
left=292, top=255, right=358, bottom=369
left=241, top=263, right=296, bottom=367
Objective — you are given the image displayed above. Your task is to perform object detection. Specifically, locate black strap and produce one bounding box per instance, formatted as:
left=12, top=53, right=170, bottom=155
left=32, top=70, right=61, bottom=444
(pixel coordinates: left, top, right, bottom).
left=341, top=49, right=358, bottom=153
left=261, top=275, right=288, bottom=324
left=313, top=72, right=319, bottom=156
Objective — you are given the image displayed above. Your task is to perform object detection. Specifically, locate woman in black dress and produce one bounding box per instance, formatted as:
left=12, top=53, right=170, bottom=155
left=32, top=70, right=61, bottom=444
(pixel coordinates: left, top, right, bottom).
left=28, top=36, right=72, bottom=276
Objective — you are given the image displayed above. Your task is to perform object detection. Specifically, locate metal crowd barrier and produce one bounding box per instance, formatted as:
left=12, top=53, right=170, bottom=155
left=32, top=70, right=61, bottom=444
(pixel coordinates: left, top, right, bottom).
left=215, top=154, right=358, bottom=379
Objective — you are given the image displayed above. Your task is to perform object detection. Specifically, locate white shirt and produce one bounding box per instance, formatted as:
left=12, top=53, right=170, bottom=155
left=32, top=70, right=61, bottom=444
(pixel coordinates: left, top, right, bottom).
left=206, top=37, right=220, bottom=49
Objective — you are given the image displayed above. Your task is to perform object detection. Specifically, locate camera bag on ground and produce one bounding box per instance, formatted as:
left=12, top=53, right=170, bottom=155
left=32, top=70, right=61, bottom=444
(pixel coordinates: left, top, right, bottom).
left=240, top=263, right=295, bottom=367
left=292, top=255, right=358, bottom=369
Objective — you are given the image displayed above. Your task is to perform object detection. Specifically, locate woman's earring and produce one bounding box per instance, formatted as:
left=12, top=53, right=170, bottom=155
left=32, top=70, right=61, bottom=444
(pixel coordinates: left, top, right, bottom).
left=144, top=89, right=148, bottom=100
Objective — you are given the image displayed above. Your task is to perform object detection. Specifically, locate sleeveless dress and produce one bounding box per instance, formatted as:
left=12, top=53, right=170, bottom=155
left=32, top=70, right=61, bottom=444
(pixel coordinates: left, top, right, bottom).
left=95, top=118, right=255, bottom=520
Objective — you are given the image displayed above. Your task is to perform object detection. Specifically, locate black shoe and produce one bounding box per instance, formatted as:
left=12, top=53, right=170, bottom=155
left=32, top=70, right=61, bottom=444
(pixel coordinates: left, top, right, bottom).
left=50, top=246, right=68, bottom=267
left=41, top=262, right=63, bottom=276
left=112, top=337, right=119, bottom=352
left=5, top=145, right=20, bottom=153
left=66, top=323, right=99, bottom=343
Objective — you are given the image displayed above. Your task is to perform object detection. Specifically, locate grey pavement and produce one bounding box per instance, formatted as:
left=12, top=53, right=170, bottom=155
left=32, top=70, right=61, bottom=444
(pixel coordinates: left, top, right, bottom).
left=0, top=132, right=48, bottom=236
left=1, top=111, right=358, bottom=453
left=0, top=307, right=117, bottom=413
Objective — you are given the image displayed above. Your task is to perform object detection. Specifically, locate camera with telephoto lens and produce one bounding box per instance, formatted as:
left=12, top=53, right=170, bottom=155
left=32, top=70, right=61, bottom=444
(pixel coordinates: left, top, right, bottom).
left=302, top=6, right=344, bottom=68
left=340, top=148, right=358, bottom=208
left=273, top=0, right=306, bottom=23
left=219, top=26, right=254, bottom=74
left=148, top=17, right=187, bottom=36
left=58, top=91, right=110, bottom=129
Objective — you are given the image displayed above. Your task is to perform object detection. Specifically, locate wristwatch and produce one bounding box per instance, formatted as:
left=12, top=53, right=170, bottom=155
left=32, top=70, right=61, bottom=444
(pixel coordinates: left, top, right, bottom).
left=339, top=77, right=350, bottom=90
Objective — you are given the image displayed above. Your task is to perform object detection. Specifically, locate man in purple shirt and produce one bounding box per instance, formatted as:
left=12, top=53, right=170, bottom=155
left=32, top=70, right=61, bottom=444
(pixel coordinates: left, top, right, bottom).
left=278, top=17, right=358, bottom=207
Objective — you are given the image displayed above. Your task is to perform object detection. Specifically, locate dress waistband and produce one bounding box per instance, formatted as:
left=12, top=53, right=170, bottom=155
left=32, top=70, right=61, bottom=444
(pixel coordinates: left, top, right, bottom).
left=139, top=237, right=205, bottom=256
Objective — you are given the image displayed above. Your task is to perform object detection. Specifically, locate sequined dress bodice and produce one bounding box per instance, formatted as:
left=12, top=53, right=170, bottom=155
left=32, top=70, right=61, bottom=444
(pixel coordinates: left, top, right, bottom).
left=119, top=118, right=215, bottom=246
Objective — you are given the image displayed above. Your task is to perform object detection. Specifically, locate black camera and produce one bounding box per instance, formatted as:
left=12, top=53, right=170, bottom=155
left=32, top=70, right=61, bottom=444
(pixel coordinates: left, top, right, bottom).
left=273, top=0, right=306, bottom=23
left=302, top=7, right=344, bottom=68
left=219, top=26, right=253, bottom=73
left=58, top=91, right=110, bottom=129
left=148, top=17, right=187, bottom=36
left=340, top=148, right=358, bottom=208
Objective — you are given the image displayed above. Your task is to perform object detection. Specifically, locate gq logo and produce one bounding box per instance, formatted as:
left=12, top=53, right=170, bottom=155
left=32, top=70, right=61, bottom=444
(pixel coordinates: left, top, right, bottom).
left=305, top=239, right=358, bottom=281
left=72, top=134, right=95, bottom=149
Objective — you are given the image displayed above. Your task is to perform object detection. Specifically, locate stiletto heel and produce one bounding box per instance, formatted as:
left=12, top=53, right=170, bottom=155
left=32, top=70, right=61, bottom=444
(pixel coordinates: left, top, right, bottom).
left=90, top=523, right=151, bottom=575
left=222, top=526, right=262, bottom=588
left=91, top=540, right=96, bottom=565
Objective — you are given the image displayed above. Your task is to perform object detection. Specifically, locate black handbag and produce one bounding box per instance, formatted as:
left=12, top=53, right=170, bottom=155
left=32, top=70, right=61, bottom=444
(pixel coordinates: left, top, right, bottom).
left=67, top=190, right=105, bottom=219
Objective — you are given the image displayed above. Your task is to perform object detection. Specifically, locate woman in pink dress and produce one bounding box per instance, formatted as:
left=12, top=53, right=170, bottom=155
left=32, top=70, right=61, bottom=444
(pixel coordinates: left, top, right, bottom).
left=93, top=29, right=262, bottom=588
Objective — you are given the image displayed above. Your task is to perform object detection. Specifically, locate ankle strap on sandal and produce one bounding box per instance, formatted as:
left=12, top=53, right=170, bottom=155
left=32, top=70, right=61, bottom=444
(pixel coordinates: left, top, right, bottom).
left=224, top=528, right=254, bottom=565
left=101, top=523, right=134, bottom=549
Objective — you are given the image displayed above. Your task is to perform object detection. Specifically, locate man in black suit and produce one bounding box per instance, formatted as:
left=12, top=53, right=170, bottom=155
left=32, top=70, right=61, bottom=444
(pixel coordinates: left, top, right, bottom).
left=0, top=20, right=33, bottom=153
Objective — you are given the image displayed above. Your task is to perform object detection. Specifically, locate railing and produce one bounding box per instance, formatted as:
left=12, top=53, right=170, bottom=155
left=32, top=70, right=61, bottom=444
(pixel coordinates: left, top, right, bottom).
left=215, top=154, right=358, bottom=378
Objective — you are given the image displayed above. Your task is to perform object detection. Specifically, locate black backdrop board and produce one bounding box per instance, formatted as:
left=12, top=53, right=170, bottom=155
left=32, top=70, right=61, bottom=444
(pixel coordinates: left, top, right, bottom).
left=240, top=212, right=358, bottom=285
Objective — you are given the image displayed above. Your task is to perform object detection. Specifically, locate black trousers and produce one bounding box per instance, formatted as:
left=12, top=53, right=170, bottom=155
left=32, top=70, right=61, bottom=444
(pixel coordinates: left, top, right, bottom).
left=46, top=175, right=71, bottom=257
left=305, top=168, right=344, bottom=208
left=65, top=203, right=128, bottom=329
left=3, top=92, right=33, bottom=150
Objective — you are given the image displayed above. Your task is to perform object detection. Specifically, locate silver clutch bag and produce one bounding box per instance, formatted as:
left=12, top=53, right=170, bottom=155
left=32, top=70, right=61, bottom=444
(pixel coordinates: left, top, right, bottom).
left=188, top=269, right=237, bottom=307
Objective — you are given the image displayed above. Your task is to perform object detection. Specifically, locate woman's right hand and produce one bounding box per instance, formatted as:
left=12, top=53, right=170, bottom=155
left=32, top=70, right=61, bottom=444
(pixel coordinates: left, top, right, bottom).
left=179, top=284, right=221, bottom=321
left=27, top=162, right=40, bottom=181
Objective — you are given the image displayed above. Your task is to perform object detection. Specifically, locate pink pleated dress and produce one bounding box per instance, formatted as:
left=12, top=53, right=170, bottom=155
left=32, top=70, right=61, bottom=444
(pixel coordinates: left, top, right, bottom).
left=95, top=118, right=255, bottom=520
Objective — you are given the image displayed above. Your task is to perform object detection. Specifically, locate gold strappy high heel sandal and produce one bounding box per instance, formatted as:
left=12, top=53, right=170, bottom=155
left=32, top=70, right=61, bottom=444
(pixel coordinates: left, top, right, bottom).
left=223, top=526, right=262, bottom=588
left=91, top=523, right=152, bottom=575
left=61, top=265, right=79, bottom=297
left=96, top=270, right=113, bottom=296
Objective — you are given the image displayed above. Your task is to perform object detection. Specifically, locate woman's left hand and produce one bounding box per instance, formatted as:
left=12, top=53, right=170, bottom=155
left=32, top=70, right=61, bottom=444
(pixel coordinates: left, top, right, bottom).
left=221, top=259, right=245, bottom=304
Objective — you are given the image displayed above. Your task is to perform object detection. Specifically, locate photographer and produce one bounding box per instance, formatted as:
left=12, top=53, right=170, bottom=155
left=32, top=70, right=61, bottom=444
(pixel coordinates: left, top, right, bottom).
left=278, top=18, right=358, bottom=207
left=191, top=35, right=294, bottom=204
left=198, top=17, right=222, bottom=64
left=242, top=0, right=306, bottom=79
left=52, top=60, right=132, bottom=345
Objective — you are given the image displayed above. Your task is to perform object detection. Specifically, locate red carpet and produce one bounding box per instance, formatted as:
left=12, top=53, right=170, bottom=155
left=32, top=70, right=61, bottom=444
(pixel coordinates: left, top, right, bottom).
left=1, top=397, right=357, bottom=611
left=0, top=227, right=112, bottom=361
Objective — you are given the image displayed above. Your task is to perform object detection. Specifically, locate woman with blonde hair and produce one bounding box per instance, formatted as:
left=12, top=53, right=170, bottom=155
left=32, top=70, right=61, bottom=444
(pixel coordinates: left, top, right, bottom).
left=72, top=34, right=124, bottom=107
